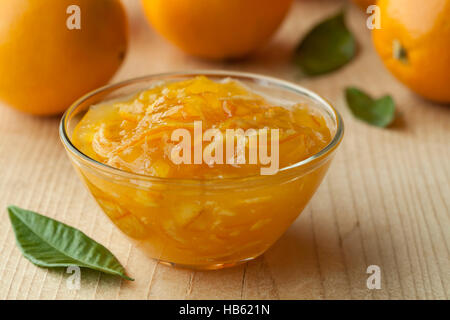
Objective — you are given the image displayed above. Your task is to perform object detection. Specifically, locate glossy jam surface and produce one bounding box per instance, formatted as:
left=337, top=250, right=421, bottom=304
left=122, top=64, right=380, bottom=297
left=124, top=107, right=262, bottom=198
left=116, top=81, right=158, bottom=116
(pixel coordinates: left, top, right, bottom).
left=70, top=76, right=333, bottom=268
left=72, top=76, right=331, bottom=178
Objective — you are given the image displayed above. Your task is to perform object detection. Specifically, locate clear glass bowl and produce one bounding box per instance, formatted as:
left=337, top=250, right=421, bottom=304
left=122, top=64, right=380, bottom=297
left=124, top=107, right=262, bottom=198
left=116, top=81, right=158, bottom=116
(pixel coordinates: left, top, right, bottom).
left=59, top=71, right=344, bottom=270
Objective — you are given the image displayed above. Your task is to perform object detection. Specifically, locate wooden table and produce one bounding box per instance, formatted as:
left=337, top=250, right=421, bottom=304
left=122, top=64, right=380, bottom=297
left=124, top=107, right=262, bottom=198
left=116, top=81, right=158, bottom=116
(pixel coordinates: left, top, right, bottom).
left=0, top=0, right=448, bottom=300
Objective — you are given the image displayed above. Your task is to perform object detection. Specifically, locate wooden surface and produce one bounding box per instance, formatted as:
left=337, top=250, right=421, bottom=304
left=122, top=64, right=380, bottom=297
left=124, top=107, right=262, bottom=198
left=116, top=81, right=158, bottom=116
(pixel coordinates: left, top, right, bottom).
left=0, top=0, right=449, bottom=300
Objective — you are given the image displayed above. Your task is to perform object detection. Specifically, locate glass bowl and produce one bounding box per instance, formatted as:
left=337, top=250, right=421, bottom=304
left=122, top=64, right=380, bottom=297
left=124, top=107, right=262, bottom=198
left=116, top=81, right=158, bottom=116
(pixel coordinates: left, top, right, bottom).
left=59, top=70, right=344, bottom=270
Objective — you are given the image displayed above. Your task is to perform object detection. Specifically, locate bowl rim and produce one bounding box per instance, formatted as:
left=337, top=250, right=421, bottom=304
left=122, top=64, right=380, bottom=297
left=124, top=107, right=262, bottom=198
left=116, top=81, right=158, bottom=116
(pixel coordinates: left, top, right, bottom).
left=59, top=70, right=344, bottom=186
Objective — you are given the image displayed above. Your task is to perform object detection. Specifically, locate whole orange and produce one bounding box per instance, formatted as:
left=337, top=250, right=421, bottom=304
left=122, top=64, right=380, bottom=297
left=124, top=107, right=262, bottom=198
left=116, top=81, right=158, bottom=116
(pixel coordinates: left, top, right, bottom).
left=352, top=0, right=376, bottom=10
left=0, top=0, right=128, bottom=115
left=373, top=0, right=450, bottom=103
left=141, top=0, right=293, bottom=60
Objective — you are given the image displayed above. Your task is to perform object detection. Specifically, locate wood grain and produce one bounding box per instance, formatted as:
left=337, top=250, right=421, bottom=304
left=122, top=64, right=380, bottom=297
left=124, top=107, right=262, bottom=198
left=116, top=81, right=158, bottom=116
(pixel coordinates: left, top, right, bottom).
left=0, top=0, right=448, bottom=300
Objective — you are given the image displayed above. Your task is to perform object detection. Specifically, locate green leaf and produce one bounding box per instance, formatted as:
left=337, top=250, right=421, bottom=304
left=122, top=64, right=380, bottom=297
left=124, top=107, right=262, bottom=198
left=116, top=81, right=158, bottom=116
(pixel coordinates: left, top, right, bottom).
left=7, top=206, right=133, bottom=281
left=345, top=87, right=396, bottom=127
left=294, top=11, right=356, bottom=76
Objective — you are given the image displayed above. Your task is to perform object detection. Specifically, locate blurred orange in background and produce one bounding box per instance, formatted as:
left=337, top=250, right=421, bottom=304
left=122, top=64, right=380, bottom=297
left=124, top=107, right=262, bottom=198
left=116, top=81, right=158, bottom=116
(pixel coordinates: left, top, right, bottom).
left=373, top=0, right=450, bottom=103
left=141, top=0, right=293, bottom=60
left=0, top=0, right=128, bottom=115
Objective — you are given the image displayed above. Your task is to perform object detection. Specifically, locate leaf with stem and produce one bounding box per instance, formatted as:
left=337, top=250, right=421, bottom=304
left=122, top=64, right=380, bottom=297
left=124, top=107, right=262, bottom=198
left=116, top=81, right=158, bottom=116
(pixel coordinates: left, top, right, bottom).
left=8, top=206, right=134, bottom=281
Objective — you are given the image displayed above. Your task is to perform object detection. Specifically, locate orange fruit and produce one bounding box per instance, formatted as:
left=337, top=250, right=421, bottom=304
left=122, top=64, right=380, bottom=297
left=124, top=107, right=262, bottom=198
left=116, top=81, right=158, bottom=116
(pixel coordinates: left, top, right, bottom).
left=0, top=0, right=128, bottom=115
left=352, top=0, right=376, bottom=10
left=372, top=0, right=450, bottom=103
left=141, top=0, right=293, bottom=60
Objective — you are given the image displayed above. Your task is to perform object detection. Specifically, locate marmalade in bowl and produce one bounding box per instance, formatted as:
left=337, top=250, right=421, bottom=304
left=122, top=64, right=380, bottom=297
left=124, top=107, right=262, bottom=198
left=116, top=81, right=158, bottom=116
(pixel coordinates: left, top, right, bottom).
left=70, top=75, right=334, bottom=269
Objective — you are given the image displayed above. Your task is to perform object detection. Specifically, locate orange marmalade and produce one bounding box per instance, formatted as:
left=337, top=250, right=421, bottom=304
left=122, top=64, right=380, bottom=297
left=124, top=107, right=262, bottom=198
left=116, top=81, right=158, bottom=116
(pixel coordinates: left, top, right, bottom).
left=71, top=76, right=334, bottom=268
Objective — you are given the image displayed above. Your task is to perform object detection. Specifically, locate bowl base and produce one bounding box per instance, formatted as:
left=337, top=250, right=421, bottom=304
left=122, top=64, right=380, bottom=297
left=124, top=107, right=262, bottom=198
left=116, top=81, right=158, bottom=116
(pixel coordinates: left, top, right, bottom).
left=157, top=256, right=259, bottom=270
